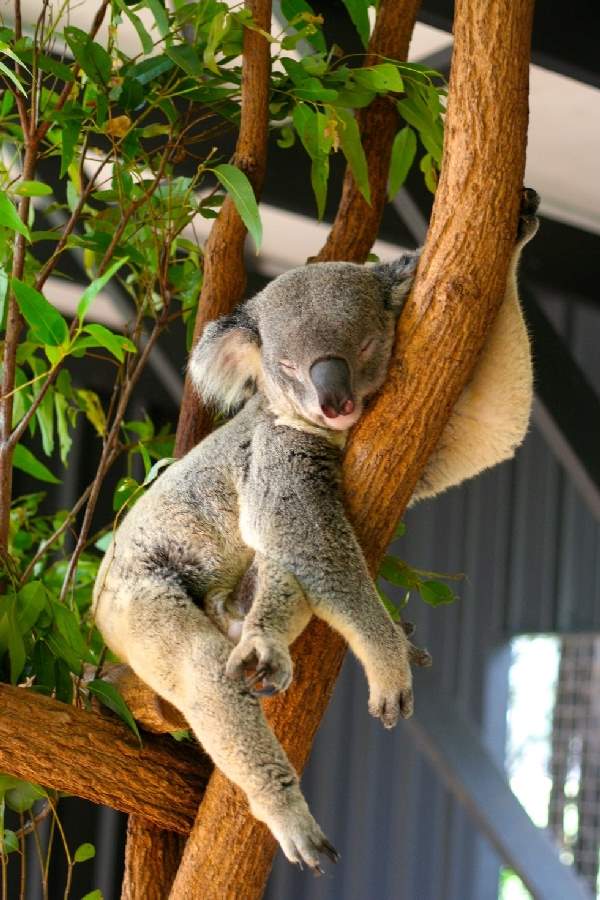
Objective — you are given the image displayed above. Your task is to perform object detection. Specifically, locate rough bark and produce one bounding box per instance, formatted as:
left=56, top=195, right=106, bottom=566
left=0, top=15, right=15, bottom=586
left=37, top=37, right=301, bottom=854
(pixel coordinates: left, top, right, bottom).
left=0, top=684, right=208, bottom=833
left=174, top=0, right=272, bottom=456
left=314, top=0, right=421, bottom=263
left=169, top=0, right=534, bottom=897
left=121, top=817, right=186, bottom=900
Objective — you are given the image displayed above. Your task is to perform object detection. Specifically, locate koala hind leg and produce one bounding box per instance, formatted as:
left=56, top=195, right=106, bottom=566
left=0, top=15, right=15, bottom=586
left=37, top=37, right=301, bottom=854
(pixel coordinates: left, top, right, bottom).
left=122, top=582, right=337, bottom=872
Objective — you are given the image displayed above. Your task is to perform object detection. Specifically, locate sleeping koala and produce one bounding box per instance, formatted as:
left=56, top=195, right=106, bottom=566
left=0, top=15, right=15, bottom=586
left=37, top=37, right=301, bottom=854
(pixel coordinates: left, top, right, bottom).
left=93, top=189, right=539, bottom=872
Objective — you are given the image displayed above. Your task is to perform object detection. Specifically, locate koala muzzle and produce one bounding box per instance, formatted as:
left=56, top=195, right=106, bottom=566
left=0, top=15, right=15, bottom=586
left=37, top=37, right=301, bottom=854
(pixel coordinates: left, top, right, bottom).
left=309, top=357, right=355, bottom=419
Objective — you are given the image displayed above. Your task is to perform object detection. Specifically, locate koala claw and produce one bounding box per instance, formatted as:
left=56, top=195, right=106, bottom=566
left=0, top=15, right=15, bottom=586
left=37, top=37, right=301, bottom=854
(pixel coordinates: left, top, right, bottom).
left=271, top=808, right=339, bottom=874
left=226, top=634, right=293, bottom=696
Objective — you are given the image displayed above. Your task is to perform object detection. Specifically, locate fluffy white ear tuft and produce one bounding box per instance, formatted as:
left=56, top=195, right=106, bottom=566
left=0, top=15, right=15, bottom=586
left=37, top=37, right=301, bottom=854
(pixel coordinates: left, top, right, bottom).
left=188, top=307, right=262, bottom=413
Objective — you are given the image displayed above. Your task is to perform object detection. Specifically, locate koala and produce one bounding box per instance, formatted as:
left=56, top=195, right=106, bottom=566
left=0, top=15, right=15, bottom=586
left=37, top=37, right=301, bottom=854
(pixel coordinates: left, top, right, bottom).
left=93, top=189, right=539, bottom=873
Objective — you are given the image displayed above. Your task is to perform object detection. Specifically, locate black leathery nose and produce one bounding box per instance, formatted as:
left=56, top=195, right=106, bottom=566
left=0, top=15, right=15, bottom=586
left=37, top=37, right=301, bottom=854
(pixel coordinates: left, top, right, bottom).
left=309, top=357, right=355, bottom=418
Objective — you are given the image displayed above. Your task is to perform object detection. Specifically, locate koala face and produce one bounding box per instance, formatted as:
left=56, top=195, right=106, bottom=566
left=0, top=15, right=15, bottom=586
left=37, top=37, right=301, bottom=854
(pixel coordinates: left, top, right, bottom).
left=249, top=264, right=397, bottom=431
left=190, top=254, right=419, bottom=432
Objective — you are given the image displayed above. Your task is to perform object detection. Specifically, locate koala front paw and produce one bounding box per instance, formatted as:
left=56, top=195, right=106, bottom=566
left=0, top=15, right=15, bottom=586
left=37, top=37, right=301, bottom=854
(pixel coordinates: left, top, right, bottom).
left=368, top=682, right=414, bottom=729
left=226, top=632, right=293, bottom=696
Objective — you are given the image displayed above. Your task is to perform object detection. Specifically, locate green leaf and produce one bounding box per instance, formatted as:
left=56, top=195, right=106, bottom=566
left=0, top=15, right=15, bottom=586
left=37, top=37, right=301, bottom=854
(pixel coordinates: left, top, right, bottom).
left=418, top=580, right=457, bottom=606
left=276, top=125, right=295, bottom=149
left=4, top=780, right=45, bottom=813
left=75, top=389, right=106, bottom=436
left=2, top=830, right=19, bottom=854
left=77, top=258, right=128, bottom=322
left=280, top=0, right=326, bottom=53
left=74, top=842, right=96, bottom=863
left=51, top=603, right=94, bottom=662
left=64, top=27, right=111, bottom=85
left=6, top=605, right=25, bottom=683
left=0, top=191, right=30, bottom=240
left=336, top=108, right=371, bottom=204
left=45, top=627, right=87, bottom=675
left=420, top=153, right=438, bottom=193
left=0, top=266, right=8, bottom=330
left=12, top=280, right=68, bottom=346
left=341, top=0, right=370, bottom=47
left=292, top=105, right=332, bottom=218
left=12, top=444, right=60, bottom=484
left=117, top=0, right=153, bottom=54
left=165, top=44, right=203, bottom=76
left=87, top=680, right=141, bottom=744
left=81, top=890, right=104, bottom=900
left=353, top=64, right=404, bottom=93
left=387, top=126, right=417, bottom=199
left=397, top=90, right=443, bottom=162
left=128, top=54, right=174, bottom=86
left=213, top=164, right=262, bottom=251
left=0, top=59, right=26, bottom=95
left=82, top=324, right=137, bottom=363
left=16, top=582, right=48, bottom=633
left=146, top=0, right=169, bottom=38
left=379, top=556, right=418, bottom=590
left=293, top=78, right=338, bottom=102
left=14, top=181, right=53, bottom=197
left=54, top=392, right=72, bottom=466
left=113, top=476, right=139, bottom=512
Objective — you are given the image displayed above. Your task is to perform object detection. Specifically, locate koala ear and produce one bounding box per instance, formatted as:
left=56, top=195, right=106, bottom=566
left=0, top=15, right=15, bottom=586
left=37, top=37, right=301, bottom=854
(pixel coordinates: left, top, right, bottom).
left=371, top=249, right=422, bottom=312
left=188, top=304, right=261, bottom=413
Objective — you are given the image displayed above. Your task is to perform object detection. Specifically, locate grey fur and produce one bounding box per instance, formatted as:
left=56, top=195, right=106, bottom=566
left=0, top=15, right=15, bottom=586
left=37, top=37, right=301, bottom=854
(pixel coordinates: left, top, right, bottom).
left=93, top=192, right=538, bottom=871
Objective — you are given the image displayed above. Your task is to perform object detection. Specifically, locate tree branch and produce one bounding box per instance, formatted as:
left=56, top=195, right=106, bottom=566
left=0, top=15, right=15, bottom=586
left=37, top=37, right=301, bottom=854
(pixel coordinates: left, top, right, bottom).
left=169, top=0, right=534, bottom=896
left=173, top=0, right=273, bottom=456
left=0, top=684, right=209, bottom=833
left=314, top=0, right=421, bottom=263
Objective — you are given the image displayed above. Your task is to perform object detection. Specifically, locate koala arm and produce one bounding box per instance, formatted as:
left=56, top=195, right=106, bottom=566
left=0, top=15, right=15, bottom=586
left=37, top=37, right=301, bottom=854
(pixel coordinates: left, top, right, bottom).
left=239, top=424, right=413, bottom=726
left=411, top=235, right=534, bottom=503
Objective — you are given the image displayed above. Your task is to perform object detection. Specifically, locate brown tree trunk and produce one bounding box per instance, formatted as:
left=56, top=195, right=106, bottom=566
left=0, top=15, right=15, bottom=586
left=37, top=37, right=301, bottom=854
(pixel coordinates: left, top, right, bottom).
left=0, top=684, right=208, bottom=832
left=314, top=0, right=421, bottom=264
left=173, top=0, right=272, bottom=456
left=169, top=0, right=534, bottom=897
left=121, top=817, right=186, bottom=900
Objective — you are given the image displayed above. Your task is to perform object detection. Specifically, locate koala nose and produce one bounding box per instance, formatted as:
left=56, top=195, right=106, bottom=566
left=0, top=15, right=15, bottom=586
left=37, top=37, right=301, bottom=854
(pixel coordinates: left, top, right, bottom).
left=309, top=357, right=355, bottom=419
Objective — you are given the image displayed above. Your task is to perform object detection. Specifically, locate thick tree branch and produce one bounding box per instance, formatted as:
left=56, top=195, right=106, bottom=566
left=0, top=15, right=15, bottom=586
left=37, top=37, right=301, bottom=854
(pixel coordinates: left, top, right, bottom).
left=0, top=684, right=209, bottom=833
left=174, top=0, right=273, bottom=456
left=121, top=818, right=185, bottom=900
left=169, top=0, right=534, bottom=897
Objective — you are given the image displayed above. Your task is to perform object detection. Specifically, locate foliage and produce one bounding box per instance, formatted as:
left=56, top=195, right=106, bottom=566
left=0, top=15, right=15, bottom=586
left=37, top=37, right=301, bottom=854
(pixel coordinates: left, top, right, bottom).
left=0, top=0, right=446, bottom=894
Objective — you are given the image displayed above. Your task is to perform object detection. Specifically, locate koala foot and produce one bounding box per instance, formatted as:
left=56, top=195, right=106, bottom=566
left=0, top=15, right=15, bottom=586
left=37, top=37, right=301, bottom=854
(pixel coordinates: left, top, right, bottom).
left=226, top=632, right=293, bottom=696
left=517, top=187, right=540, bottom=244
left=259, top=800, right=339, bottom=875
left=368, top=684, right=414, bottom=729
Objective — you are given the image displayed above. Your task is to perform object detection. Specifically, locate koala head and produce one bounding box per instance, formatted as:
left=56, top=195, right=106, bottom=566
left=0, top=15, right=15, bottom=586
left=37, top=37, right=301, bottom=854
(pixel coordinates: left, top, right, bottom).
left=189, top=253, right=419, bottom=433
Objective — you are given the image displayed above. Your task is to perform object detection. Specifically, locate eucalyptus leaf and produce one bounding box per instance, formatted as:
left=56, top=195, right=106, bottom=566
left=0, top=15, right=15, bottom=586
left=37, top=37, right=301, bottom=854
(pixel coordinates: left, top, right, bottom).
left=336, top=108, right=371, bottom=204
left=74, top=842, right=96, bottom=863
left=83, top=324, right=137, bottom=362
left=14, top=181, right=53, bottom=197
left=77, top=258, right=128, bottom=322
left=87, top=680, right=141, bottom=743
left=213, top=164, right=262, bottom=251
left=0, top=191, right=30, bottom=239
left=12, top=444, right=60, bottom=484
left=387, top=126, right=417, bottom=199
left=12, top=279, right=68, bottom=346
left=341, top=0, right=370, bottom=47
